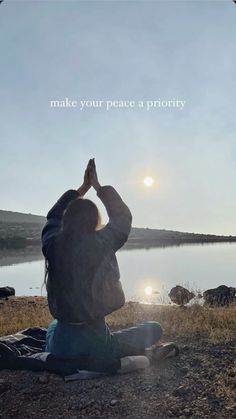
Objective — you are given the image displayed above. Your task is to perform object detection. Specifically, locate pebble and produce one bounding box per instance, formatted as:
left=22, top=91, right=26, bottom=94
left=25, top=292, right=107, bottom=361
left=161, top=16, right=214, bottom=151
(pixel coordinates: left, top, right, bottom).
left=116, top=390, right=123, bottom=398
left=110, top=399, right=118, bottom=406
left=38, top=375, right=49, bottom=384
left=226, top=405, right=236, bottom=412
left=190, top=357, right=202, bottom=367
left=180, top=367, right=189, bottom=375
left=0, top=379, right=9, bottom=393
left=173, top=385, right=190, bottom=397
left=181, top=345, right=190, bottom=351
left=183, top=408, right=192, bottom=416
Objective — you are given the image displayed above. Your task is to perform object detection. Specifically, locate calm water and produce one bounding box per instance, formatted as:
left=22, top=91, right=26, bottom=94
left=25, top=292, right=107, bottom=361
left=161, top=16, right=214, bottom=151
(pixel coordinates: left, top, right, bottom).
left=0, top=243, right=235, bottom=303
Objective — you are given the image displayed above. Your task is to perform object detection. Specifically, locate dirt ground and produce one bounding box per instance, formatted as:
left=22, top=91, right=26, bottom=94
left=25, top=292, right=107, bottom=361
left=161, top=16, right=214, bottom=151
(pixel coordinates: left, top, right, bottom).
left=0, top=336, right=235, bottom=418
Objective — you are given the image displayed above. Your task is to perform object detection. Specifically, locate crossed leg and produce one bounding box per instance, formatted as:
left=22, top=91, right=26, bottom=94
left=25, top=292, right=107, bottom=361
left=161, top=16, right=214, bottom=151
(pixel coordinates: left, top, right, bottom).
left=112, top=321, right=163, bottom=358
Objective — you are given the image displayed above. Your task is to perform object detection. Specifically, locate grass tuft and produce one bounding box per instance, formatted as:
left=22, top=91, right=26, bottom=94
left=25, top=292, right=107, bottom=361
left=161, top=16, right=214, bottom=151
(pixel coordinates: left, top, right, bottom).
left=0, top=297, right=235, bottom=343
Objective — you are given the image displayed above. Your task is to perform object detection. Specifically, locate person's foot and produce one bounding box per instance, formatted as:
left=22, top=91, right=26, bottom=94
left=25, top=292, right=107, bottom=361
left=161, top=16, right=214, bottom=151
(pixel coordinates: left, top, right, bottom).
left=149, top=342, right=179, bottom=362
left=118, top=356, right=150, bottom=374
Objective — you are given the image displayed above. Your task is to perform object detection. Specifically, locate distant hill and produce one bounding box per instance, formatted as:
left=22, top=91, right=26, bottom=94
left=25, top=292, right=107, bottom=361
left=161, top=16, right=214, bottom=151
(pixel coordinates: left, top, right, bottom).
left=0, top=209, right=236, bottom=250
left=0, top=210, right=45, bottom=224
left=127, top=227, right=236, bottom=249
left=0, top=210, right=45, bottom=248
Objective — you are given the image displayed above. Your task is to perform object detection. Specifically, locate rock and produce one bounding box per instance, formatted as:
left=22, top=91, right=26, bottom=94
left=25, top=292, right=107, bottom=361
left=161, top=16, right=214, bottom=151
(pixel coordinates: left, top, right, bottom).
left=203, top=285, right=236, bottom=306
left=190, top=357, right=202, bottom=367
left=166, top=410, right=175, bottom=417
left=181, top=345, right=190, bottom=351
left=226, top=405, right=236, bottom=413
left=38, top=375, right=49, bottom=384
left=183, top=408, right=192, bottom=416
left=180, top=367, right=189, bottom=375
left=0, top=379, right=10, bottom=393
left=110, top=399, right=118, bottom=406
left=168, top=286, right=195, bottom=306
left=0, top=286, right=15, bottom=299
left=227, top=377, right=236, bottom=389
left=173, top=386, right=191, bottom=397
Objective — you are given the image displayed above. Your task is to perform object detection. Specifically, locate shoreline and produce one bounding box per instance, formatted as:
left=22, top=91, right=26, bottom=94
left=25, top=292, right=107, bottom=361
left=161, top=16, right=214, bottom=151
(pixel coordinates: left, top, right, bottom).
left=1, top=218, right=236, bottom=254
left=1, top=297, right=235, bottom=341
left=0, top=298, right=235, bottom=418
left=1, top=235, right=236, bottom=251
left=1, top=240, right=236, bottom=268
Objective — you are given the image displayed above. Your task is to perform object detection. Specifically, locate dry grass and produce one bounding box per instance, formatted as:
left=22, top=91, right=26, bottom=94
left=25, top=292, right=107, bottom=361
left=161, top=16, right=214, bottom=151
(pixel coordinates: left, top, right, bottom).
left=0, top=297, right=52, bottom=337
left=0, top=297, right=235, bottom=342
left=107, top=302, right=236, bottom=343
left=215, top=363, right=236, bottom=410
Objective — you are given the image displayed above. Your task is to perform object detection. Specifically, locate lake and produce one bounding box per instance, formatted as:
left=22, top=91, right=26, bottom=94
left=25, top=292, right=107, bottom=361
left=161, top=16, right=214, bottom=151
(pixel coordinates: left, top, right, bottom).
left=0, top=243, right=235, bottom=303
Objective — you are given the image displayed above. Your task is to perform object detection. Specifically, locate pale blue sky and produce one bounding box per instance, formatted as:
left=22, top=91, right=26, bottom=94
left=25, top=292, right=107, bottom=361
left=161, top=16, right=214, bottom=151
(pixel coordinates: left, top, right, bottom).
left=0, top=0, right=236, bottom=234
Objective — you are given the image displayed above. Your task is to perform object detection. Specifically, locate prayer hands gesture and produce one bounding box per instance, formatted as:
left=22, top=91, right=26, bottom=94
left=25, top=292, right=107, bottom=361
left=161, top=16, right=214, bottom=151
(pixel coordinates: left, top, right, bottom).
left=78, top=158, right=101, bottom=196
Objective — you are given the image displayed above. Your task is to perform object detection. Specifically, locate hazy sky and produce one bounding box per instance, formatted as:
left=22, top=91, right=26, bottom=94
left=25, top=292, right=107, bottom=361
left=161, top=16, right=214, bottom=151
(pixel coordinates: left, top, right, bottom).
left=1, top=0, right=236, bottom=234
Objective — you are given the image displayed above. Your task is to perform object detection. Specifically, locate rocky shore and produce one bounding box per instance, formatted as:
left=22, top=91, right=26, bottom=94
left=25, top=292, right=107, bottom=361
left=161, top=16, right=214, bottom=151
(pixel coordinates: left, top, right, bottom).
left=0, top=298, right=235, bottom=418
left=0, top=337, right=235, bottom=418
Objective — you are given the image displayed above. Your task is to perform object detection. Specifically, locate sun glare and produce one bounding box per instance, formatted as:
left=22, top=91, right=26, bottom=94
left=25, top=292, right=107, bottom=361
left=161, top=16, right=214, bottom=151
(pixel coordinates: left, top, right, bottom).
left=143, top=176, right=154, bottom=187
left=144, top=286, right=153, bottom=296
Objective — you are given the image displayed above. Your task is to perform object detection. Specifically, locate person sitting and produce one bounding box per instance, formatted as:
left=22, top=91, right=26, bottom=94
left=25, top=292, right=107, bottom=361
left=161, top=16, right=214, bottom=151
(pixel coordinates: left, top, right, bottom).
left=42, top=159, right=177, bottom=373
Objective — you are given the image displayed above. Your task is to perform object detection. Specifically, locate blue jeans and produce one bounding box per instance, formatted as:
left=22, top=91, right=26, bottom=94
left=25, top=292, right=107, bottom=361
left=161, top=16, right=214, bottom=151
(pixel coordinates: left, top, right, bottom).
left=113, top=321, right=163, bottom=357
left=45, top=319, right=162, bottom=360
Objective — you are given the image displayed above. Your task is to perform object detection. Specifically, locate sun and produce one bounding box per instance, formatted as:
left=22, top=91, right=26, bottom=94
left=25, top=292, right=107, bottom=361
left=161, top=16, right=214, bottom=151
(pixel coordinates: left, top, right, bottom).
left=143, top=176, right=154, bottom=187
left=144, top=286, right=153, bottom=296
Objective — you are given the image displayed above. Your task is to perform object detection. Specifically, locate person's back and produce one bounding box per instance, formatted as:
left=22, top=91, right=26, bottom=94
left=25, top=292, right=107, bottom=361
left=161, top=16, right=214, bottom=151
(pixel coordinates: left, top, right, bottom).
left=42, top=159, right=176, bottom=372
left=42, top=159, right=132, bottom=362
left=46, top=222, right=126, bottom=322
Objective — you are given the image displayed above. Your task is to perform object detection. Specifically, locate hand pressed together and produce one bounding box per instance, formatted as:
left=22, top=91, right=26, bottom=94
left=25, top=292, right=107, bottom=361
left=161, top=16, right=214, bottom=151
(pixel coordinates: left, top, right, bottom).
left=77, top=158, right=101, bottom=196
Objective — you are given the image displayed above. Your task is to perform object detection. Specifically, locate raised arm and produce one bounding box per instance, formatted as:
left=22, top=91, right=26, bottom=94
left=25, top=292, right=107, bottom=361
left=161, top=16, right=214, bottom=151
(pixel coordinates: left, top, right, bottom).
left=89, top=159, right=132, bottom=251
left=41, top=160, right=93, bottom=257
left=97, top=185, right=132, bottom=251
left=41, top=189, right=79, bottom=257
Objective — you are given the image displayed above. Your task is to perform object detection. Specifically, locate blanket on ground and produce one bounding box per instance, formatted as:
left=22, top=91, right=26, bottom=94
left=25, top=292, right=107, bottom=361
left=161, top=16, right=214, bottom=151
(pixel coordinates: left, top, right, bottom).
left=0, top=327, right=120, bottom=378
